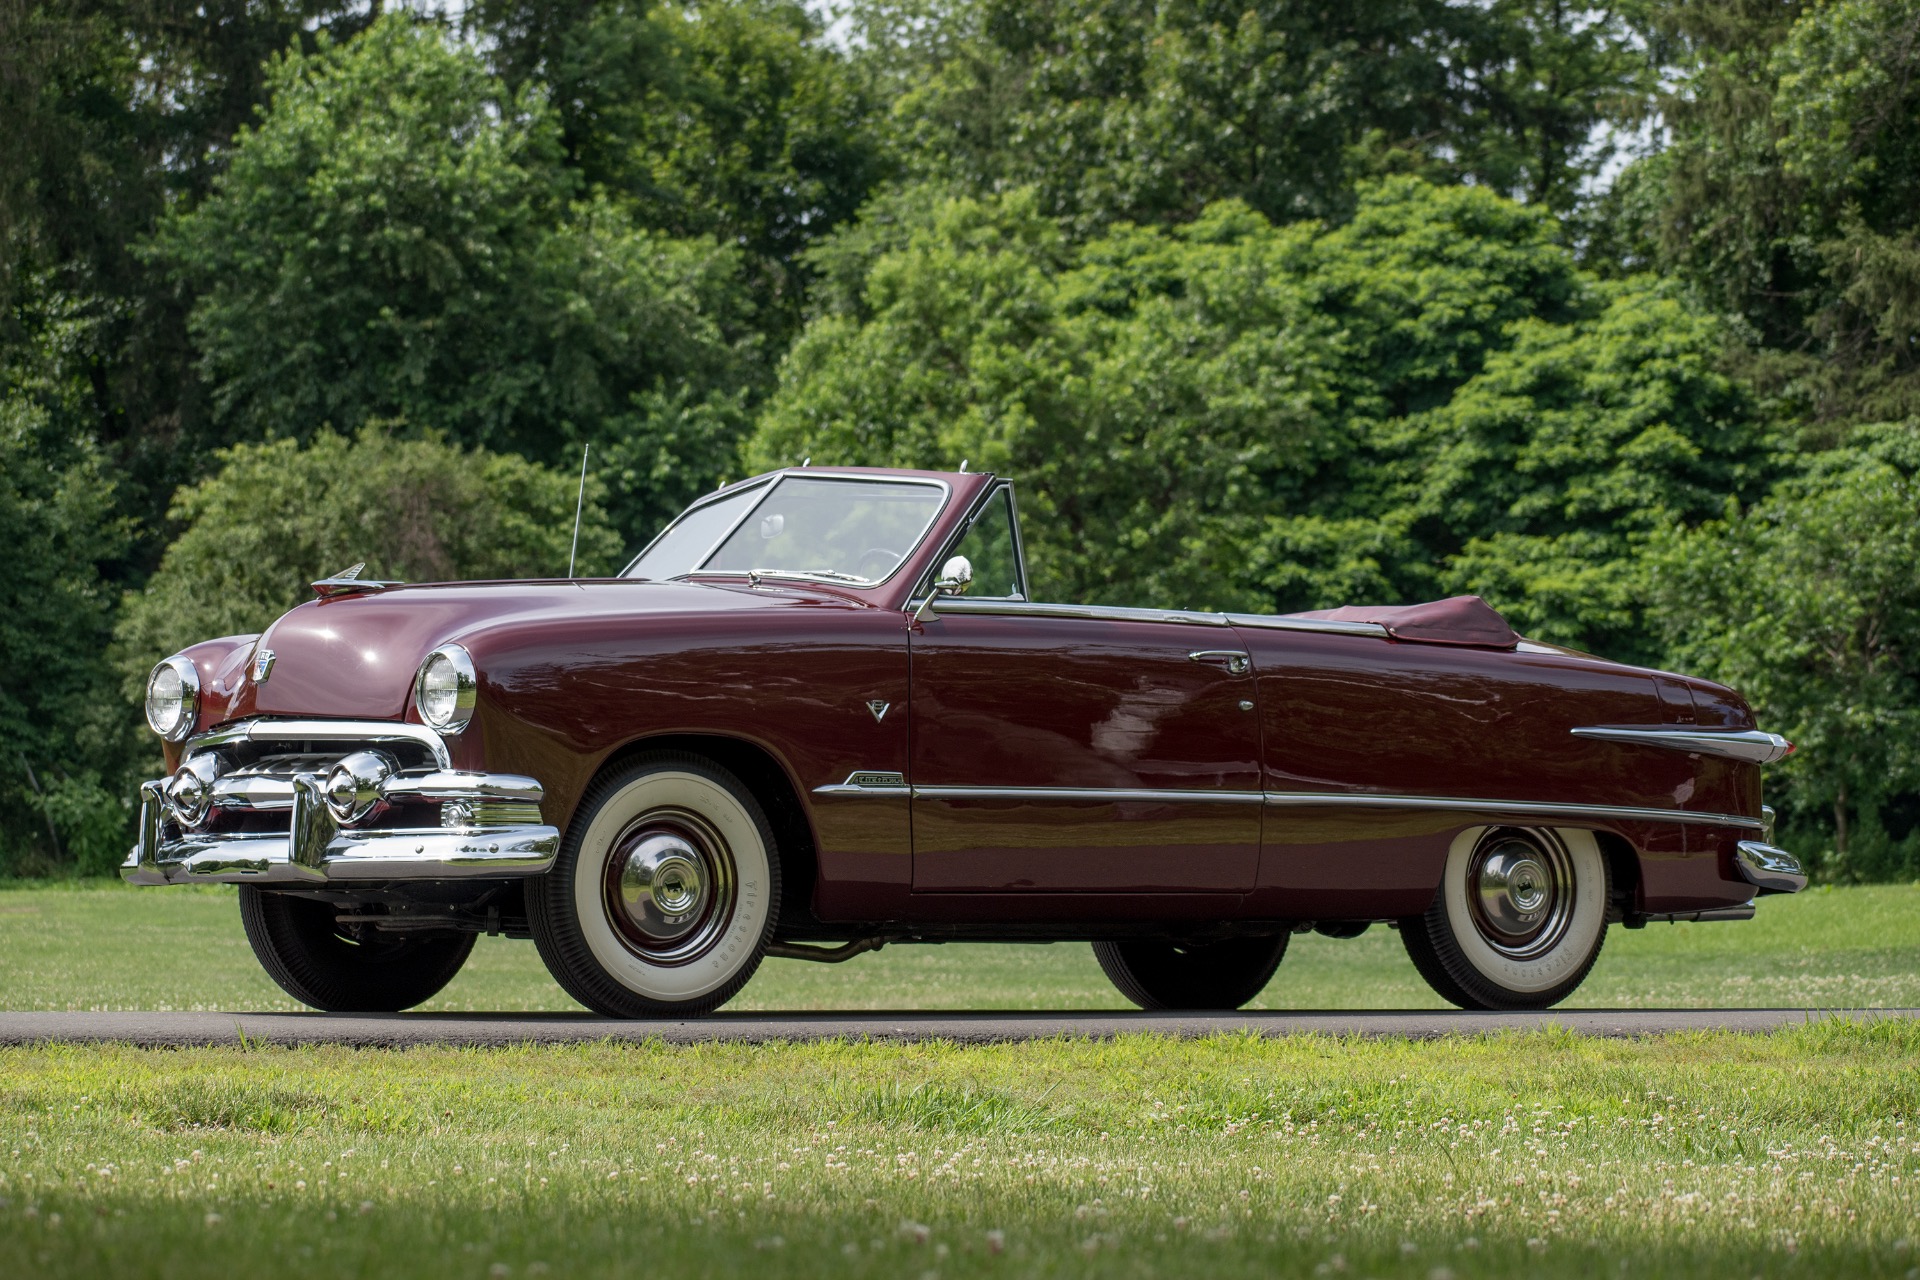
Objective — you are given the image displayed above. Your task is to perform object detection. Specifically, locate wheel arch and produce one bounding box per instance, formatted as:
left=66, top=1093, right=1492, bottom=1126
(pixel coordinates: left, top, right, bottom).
left=586, top=732, right=821, bottom=928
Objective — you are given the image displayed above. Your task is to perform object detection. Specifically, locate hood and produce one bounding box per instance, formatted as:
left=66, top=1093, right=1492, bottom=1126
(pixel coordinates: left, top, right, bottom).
left=223, top=578, right=854, bottom=724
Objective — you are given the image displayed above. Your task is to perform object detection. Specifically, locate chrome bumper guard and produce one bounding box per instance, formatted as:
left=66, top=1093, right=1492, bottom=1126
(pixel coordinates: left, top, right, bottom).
left=1733, top=840, right=1808, bottom=895
left=123, top=770, right=559, bottom=886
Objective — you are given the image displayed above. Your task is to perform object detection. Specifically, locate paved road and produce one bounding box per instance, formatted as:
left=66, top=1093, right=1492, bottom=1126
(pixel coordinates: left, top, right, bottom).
left=0, top=1007, right=1913, bottom=1048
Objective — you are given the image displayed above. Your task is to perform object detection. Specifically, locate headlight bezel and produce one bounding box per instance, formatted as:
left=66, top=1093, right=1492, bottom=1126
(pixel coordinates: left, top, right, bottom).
left=414, top=643, right=478, bottom=735
left=145, top=654, right=202, bottom=743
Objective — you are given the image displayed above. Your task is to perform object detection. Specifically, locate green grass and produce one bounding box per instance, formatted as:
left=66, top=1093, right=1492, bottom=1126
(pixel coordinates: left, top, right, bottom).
left=3, top=1025, right=1918, bottom=1278
left=1, top=881, right=1917, bottom=1013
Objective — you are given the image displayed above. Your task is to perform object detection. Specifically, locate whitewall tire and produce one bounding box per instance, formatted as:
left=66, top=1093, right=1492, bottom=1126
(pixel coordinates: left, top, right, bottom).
left=529, top=752, right=780, bottom=1017
left=1400, top=826, right=1609, bottom=1010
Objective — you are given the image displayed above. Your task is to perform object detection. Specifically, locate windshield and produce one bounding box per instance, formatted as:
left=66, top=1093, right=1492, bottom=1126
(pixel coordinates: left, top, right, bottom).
left=625, top=475, right=948, bottom=584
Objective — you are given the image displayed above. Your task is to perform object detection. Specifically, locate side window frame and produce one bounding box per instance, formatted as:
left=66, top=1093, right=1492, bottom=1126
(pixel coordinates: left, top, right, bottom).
left=919, top=481, right=1030, bottom=601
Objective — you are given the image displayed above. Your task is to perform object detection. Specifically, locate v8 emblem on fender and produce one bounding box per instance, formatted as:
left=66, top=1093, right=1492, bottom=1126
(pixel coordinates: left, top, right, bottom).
left=867, top=700, right=890, bottom=722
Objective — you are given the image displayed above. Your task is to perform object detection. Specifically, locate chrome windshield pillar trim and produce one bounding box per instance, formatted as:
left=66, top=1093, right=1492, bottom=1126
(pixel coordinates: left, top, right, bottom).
left=812, top=771, right=910, bottom=797
left=1569, top=725, right=1794, bottom=765
left=185, top=719, right=453, bottom=770
left=1261, top=790, right=1766, bottom=829
left=913, top=785, right=1266, bottom=806
left=1733, top=840, right=1808, bottom=894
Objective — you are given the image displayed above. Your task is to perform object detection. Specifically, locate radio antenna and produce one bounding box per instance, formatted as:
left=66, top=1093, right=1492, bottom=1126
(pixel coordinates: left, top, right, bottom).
left=567, top=442, right=590, bottom=579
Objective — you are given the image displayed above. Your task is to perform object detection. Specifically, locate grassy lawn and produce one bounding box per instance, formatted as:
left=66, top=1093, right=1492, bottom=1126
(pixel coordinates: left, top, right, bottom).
left=0, top=880, right=1916, bottom=1013
left=3, top=1025, right=1917, bottom=1278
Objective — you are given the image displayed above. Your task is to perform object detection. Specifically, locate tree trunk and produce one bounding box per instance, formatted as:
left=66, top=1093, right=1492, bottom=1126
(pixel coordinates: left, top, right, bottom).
left=1834, top=780, right=1850, bottom=866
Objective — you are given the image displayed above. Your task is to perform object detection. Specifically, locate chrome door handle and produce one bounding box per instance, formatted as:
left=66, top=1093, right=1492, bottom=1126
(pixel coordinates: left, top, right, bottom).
left=1188, top=650, right=1251, bottom=675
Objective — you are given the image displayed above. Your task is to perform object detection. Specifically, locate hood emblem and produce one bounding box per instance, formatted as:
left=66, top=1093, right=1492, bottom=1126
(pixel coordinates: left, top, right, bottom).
left=251, top=648, right=277, bottom=683
left=867, top=700, right=890, bottom=722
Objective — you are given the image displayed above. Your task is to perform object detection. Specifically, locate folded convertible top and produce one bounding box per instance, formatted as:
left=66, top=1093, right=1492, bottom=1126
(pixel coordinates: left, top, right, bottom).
left=1285, top=594, right=1520, bottom=649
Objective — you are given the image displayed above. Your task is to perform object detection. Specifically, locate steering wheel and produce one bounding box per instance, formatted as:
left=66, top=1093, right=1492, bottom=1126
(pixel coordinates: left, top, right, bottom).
left=855, top=546, right=902, bottom=578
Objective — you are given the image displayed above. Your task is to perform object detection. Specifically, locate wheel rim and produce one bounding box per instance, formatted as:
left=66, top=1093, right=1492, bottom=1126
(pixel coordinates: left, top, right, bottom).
left=599, top=808, right=737, bottom=966
left=1464, top=831, right=1575, bottom=961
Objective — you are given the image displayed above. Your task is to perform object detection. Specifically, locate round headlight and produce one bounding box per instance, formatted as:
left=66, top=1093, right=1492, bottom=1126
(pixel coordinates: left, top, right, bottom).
left=414, top=643, right=477, bottom=733
left=145, top=655, right=201, bottom=742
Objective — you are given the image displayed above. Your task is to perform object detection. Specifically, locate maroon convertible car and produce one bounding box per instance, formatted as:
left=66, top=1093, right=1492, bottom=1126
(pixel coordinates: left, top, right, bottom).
left=127, top=467, right=1806, bottom=1015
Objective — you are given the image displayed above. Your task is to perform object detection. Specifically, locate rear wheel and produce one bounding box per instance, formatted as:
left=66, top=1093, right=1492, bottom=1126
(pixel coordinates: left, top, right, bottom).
left=1400, top=826, right=1609, bottom=1010
left=1092, top=935, right=1289, bottom=1011
left=528, top=752, right=780, bottom=1018
left=238, top=887, right=474, bottom=1012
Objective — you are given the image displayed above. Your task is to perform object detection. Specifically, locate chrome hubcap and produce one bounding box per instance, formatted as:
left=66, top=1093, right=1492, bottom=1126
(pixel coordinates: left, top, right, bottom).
left=601, top=812, right=736, bottom=965
left=617, top=835, right=709, bottom=940
left=1467, top=832, right=1574, bottom=959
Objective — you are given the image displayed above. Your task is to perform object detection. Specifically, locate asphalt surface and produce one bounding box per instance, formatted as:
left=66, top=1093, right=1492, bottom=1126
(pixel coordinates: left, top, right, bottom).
left=0, top=1007, right=1913, bottom=1048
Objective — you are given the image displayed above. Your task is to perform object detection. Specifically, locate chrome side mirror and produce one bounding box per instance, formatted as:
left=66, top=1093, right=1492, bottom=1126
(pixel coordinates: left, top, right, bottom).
left=935, top=556, right=973, bottom=594
left=913, top=555, right=973, bottom=622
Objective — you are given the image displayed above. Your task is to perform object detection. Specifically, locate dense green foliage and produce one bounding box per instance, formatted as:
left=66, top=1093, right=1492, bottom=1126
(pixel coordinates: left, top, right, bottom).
left=2, top=0, right=1918, bottom=877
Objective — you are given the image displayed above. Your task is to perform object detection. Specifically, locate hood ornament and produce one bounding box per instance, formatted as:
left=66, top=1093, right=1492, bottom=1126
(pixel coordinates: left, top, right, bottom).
left=311, top=561, right=405, bottom=600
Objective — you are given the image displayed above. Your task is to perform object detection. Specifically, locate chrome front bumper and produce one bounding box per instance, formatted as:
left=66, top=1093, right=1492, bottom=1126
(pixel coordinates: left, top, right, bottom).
left=123, top=759, right=560, bottom=882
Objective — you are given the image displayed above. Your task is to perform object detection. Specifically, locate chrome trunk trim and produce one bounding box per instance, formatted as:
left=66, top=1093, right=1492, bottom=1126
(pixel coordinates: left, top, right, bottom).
left=1569, top=725, right=1794, bottom=764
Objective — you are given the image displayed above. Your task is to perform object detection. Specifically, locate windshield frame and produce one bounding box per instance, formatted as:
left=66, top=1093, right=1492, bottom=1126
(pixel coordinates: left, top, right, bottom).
left=621, top=472, right=954, bottom=587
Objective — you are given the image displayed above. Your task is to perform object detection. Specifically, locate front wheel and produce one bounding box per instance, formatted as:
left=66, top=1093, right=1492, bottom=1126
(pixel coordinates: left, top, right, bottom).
left=1092, top=935, right=1289, bottom=1011
left=239, top=887, right=474, bottom=1012
left=528, top=752, right=780, bottom=1018
left=1400, top=826, right=1609, bottom=1010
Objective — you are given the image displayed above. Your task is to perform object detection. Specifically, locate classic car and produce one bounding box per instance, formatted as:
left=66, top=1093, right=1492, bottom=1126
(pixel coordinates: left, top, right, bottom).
left=126, top=466, right=1807, bottom=1016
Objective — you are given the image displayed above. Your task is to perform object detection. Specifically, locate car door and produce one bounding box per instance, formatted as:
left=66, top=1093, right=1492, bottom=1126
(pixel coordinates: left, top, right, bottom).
left=907, top=484, right=1264, bottom=893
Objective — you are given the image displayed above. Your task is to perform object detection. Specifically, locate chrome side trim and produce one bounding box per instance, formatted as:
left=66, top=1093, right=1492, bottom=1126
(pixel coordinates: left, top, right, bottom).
left=926, top=598, right=1232, bottom=626
left=185, top=719, right=453, bottom=770
left=915, top=786, right=1266, bottom=806
left=1569, top=725, right=1794, bottom=765
left=1223, top=613, right=1392, bottom=639
left=809, top=778, right=1766, bottom=830
left=919, top=597, right=1393, bottom=638
left=1733, top=840, right=1808, bottom=894
left=1262, top=790, right=1765, bottom=829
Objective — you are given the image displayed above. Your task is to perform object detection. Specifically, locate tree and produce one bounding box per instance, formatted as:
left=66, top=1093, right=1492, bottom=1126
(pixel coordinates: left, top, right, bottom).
left=0, top=377, right=130, bottom=876
left=473, top=0, right=894, bottom=346
left=152, top=14, right=754, bottom=540
left=752, top=177, right=1764, bottom=651
left=1638, top=0, right=1920, bottom=426
left=847, top=0, right=1657, bottom=235
left=1649, top=421, right=1920, bottom=881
